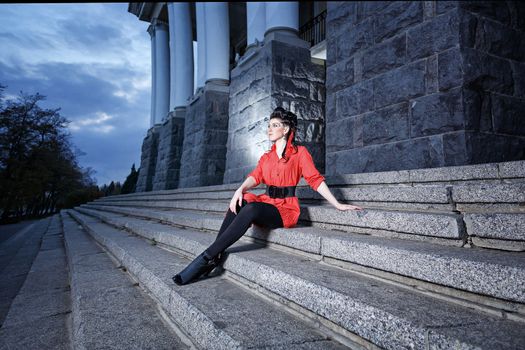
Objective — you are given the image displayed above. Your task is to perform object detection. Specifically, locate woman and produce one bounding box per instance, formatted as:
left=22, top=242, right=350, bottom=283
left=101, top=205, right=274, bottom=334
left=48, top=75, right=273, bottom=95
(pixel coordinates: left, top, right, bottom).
left=173, top=107, right=362, bottom=285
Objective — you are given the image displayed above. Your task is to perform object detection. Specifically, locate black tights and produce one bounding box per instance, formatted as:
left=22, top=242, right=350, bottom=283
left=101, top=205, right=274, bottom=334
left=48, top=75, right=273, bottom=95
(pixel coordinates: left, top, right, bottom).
left=204, top=200, right=284, bottom=259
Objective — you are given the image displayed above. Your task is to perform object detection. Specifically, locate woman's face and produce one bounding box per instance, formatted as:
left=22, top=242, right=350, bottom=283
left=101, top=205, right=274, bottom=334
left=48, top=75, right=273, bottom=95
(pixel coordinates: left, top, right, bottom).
left=267, top=118, right=289, bottom=142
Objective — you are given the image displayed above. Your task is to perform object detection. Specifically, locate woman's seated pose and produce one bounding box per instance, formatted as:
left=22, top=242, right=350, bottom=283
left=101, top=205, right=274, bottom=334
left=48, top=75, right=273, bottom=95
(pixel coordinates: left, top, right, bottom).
left=172, top=107, right=362, bottom=285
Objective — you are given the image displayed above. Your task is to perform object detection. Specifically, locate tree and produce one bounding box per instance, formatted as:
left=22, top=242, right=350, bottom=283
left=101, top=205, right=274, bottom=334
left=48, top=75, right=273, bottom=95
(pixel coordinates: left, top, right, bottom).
left=0, top=85, right=100, bottom=223
left=121, top=163, right=138, bottom=194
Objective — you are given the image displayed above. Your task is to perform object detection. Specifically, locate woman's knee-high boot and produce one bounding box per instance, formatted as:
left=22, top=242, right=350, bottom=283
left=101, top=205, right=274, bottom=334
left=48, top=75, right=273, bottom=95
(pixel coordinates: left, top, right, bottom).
left=172, top=251, right=218, bottom=285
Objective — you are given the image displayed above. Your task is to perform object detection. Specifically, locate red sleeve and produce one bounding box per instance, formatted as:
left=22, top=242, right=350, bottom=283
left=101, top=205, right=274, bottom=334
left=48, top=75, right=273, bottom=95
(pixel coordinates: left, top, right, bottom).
left=247, top=154, right=266, bottom=186
left=299, top=147, right=325, bottom=191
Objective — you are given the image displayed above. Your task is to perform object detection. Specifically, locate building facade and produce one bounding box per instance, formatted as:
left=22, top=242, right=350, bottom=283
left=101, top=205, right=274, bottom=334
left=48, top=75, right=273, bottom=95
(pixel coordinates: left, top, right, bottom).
left=129, top=1, right=525, bottom=192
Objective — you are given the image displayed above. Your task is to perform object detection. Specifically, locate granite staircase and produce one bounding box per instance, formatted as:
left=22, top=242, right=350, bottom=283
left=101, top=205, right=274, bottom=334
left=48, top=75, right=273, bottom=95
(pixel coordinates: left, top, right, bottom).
left=63, top=159, right=524, bottom=349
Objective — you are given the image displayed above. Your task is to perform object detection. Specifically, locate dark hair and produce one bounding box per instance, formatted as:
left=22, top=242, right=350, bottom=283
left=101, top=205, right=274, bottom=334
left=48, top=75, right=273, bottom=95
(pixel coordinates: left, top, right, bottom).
left=270, top=107, right=298, bottom=161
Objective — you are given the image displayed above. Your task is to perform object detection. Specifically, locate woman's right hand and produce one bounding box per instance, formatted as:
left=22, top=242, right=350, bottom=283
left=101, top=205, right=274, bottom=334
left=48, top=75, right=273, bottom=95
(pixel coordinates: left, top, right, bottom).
left=229, top=188, right=244, bottom=214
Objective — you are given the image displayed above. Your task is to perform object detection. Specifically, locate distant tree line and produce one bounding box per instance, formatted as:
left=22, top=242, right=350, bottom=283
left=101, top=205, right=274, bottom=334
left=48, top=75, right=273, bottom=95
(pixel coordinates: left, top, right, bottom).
left=100, top=164, right=139, bottom=196
left=99, top=164, right=139, bottom=196
left=0, top=84, right=139, bottom=224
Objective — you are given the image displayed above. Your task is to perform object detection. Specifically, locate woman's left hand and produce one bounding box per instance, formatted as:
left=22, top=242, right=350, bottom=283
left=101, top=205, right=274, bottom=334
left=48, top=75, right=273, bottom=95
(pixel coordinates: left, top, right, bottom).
left=335, top=203, right=363, bottom=211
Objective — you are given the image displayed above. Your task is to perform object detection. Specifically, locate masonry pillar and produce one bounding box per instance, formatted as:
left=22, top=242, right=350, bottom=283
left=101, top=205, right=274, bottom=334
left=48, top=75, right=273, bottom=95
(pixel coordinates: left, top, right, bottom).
left=152, top=3, right=193, bottom=191
left=223, top=1, right=326, bottom=184
left=179, top=2, right=230, bottom=188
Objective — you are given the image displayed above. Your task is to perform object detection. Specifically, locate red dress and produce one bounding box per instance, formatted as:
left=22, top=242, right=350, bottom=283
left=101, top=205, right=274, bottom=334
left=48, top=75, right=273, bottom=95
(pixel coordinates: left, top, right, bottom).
left=243, top=144, right=325, bottom=228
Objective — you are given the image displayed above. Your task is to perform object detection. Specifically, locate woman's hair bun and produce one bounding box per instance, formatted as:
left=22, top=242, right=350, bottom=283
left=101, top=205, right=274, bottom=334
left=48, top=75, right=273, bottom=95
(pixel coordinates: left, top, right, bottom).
left=271, top=107, right=297, bottom=129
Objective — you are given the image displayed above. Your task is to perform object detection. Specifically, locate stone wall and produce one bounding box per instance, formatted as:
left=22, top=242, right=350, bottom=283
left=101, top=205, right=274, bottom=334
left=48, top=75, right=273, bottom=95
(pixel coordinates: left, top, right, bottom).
left=178, top=84, right=229, bottom=188
left=135, top=125, right=160, bottom=192
left=223, top=36, right=326, bottom=184
left=151, top=110, right=185, bottom=190
left=325, top=1, right=525, bottom=175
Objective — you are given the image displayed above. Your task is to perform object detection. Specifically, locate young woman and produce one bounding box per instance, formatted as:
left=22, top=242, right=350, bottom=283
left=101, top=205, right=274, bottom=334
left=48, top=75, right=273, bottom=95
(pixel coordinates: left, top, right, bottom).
left=173, top=107, right=362, bottom=285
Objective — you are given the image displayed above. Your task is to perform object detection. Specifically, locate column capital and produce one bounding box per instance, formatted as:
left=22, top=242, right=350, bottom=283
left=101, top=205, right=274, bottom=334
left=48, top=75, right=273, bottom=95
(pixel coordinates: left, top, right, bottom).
left=152, top=18, right=169, bottom=30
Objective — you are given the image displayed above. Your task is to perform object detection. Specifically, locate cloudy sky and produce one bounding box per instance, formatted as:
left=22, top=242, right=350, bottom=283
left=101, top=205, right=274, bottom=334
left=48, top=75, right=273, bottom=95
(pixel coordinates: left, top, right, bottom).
left=0, top=3, right=151, bottom=187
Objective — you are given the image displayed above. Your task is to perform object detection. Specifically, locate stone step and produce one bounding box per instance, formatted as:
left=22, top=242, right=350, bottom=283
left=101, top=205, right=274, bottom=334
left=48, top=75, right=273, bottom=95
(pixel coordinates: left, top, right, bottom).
left=0, top=215, right=71, bottom=350
left=84, top=195, right=525, bottom=251
left=69, top=208, right=525, bottom=350
left=95, top=159, right=525, bottom=205
left=75, top=206, right=525, bottom=315
left=65, top=209, right=352, bottom=350
left=93, top=181, right=525, bottom=213
left=82, top=202, right=466, bottom=244
left=60, top=212, right=188, bottom=349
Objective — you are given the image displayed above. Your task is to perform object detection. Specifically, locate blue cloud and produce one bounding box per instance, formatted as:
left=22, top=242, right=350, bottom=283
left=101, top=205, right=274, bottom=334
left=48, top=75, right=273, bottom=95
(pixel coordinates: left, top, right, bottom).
left=0, top=3, right=151, bottom=187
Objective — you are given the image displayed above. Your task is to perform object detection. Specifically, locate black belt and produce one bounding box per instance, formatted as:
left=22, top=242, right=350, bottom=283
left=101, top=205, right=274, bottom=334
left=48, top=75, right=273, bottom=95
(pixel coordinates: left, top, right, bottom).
left=266, top=185, right=296, bottom=199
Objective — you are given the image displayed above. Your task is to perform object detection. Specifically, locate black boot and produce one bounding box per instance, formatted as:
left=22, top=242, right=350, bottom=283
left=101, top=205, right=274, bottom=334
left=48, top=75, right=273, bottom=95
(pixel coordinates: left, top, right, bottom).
left=172, top=251, right=217, bottom=285
left=201, top=252, right=223, bottom=278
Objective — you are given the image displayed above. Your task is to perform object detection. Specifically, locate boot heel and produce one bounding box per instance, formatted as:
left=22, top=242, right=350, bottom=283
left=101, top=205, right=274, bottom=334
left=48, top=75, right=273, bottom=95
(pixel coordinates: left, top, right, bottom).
left=172, top=252, right=216, bottom=285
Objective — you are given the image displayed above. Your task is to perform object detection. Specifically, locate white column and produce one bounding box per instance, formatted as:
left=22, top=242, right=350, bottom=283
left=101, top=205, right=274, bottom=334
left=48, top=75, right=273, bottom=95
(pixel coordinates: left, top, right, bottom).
left=148, top=24, right=157, bottom=127
left=193, top=41, right=198, bottom=94
left=167, top=2, right=194, bottom=110
left=265, top=1, right=299, bottom=35
left=204, top=2, right=230, bottom=84
left=196, top=2, right=206, bottom=88
left=247, top=2, right=266, bottom=46
left=153, top=21, right=170, bottom=123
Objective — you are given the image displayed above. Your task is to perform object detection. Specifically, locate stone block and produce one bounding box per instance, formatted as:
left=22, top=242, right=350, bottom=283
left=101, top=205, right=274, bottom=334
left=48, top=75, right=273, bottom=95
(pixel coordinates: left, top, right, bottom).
left=436, top=1, right=459, bottom=15
left=326, top=36, right=337, bottom=66
left=499, top=160, right=525, bottom=178
left=508, top=1, right=525, bottom=31
left=425, top=54, right=438, bottom=93
left=273, top=76, right=311, bottom=99
left=326, top=116, right=362, bottom=153
left=465, top=213, right=525, bottom=241
left=442, top=131, right=469, bottom=166
left=474, top=17, right=525, bottom=62
left=491, top=94, right=525, bottom=135
left=332, top=136, right=444, bottom=174
left=465, top=132, right=525, bottom=164
left=410, top=87, right=464, bottom=137
left=355, top=1, right=391, bottom=23
left=511, top=61, right=525, bottom=97
left=462, top=48, right=514, bottom=95
left=362, top=102, right=409, bottom=145
left=326, top=93, right=336, bottom=122
left=462, top=88, right=493, bottom=132
left=373, top=1, right=423, bottom=43
left=407, top=10, right=460, bottom=60
left=296, top=119, right=324, bottom=144
left=373, top=60, right=426, bottom=109
left=459, top=1, right=511, bottom=25
left=438, top=48, right=463, bottom=91
left=452, top=183, right=525, bottom=203
left=309, top=81, right=325, bottom=103
left=326, top=1, right=357, bottom=38
left=362, top=33, right=406, bottom=79
left=335, top=17, right=374, bottom=61
left=326, top=58, right=354, bottom=93
left=335, top=80, right=373, bottom=119
left=423, top=1, right=436, bottom=20
left=273, top=52, right=325, bottom=82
